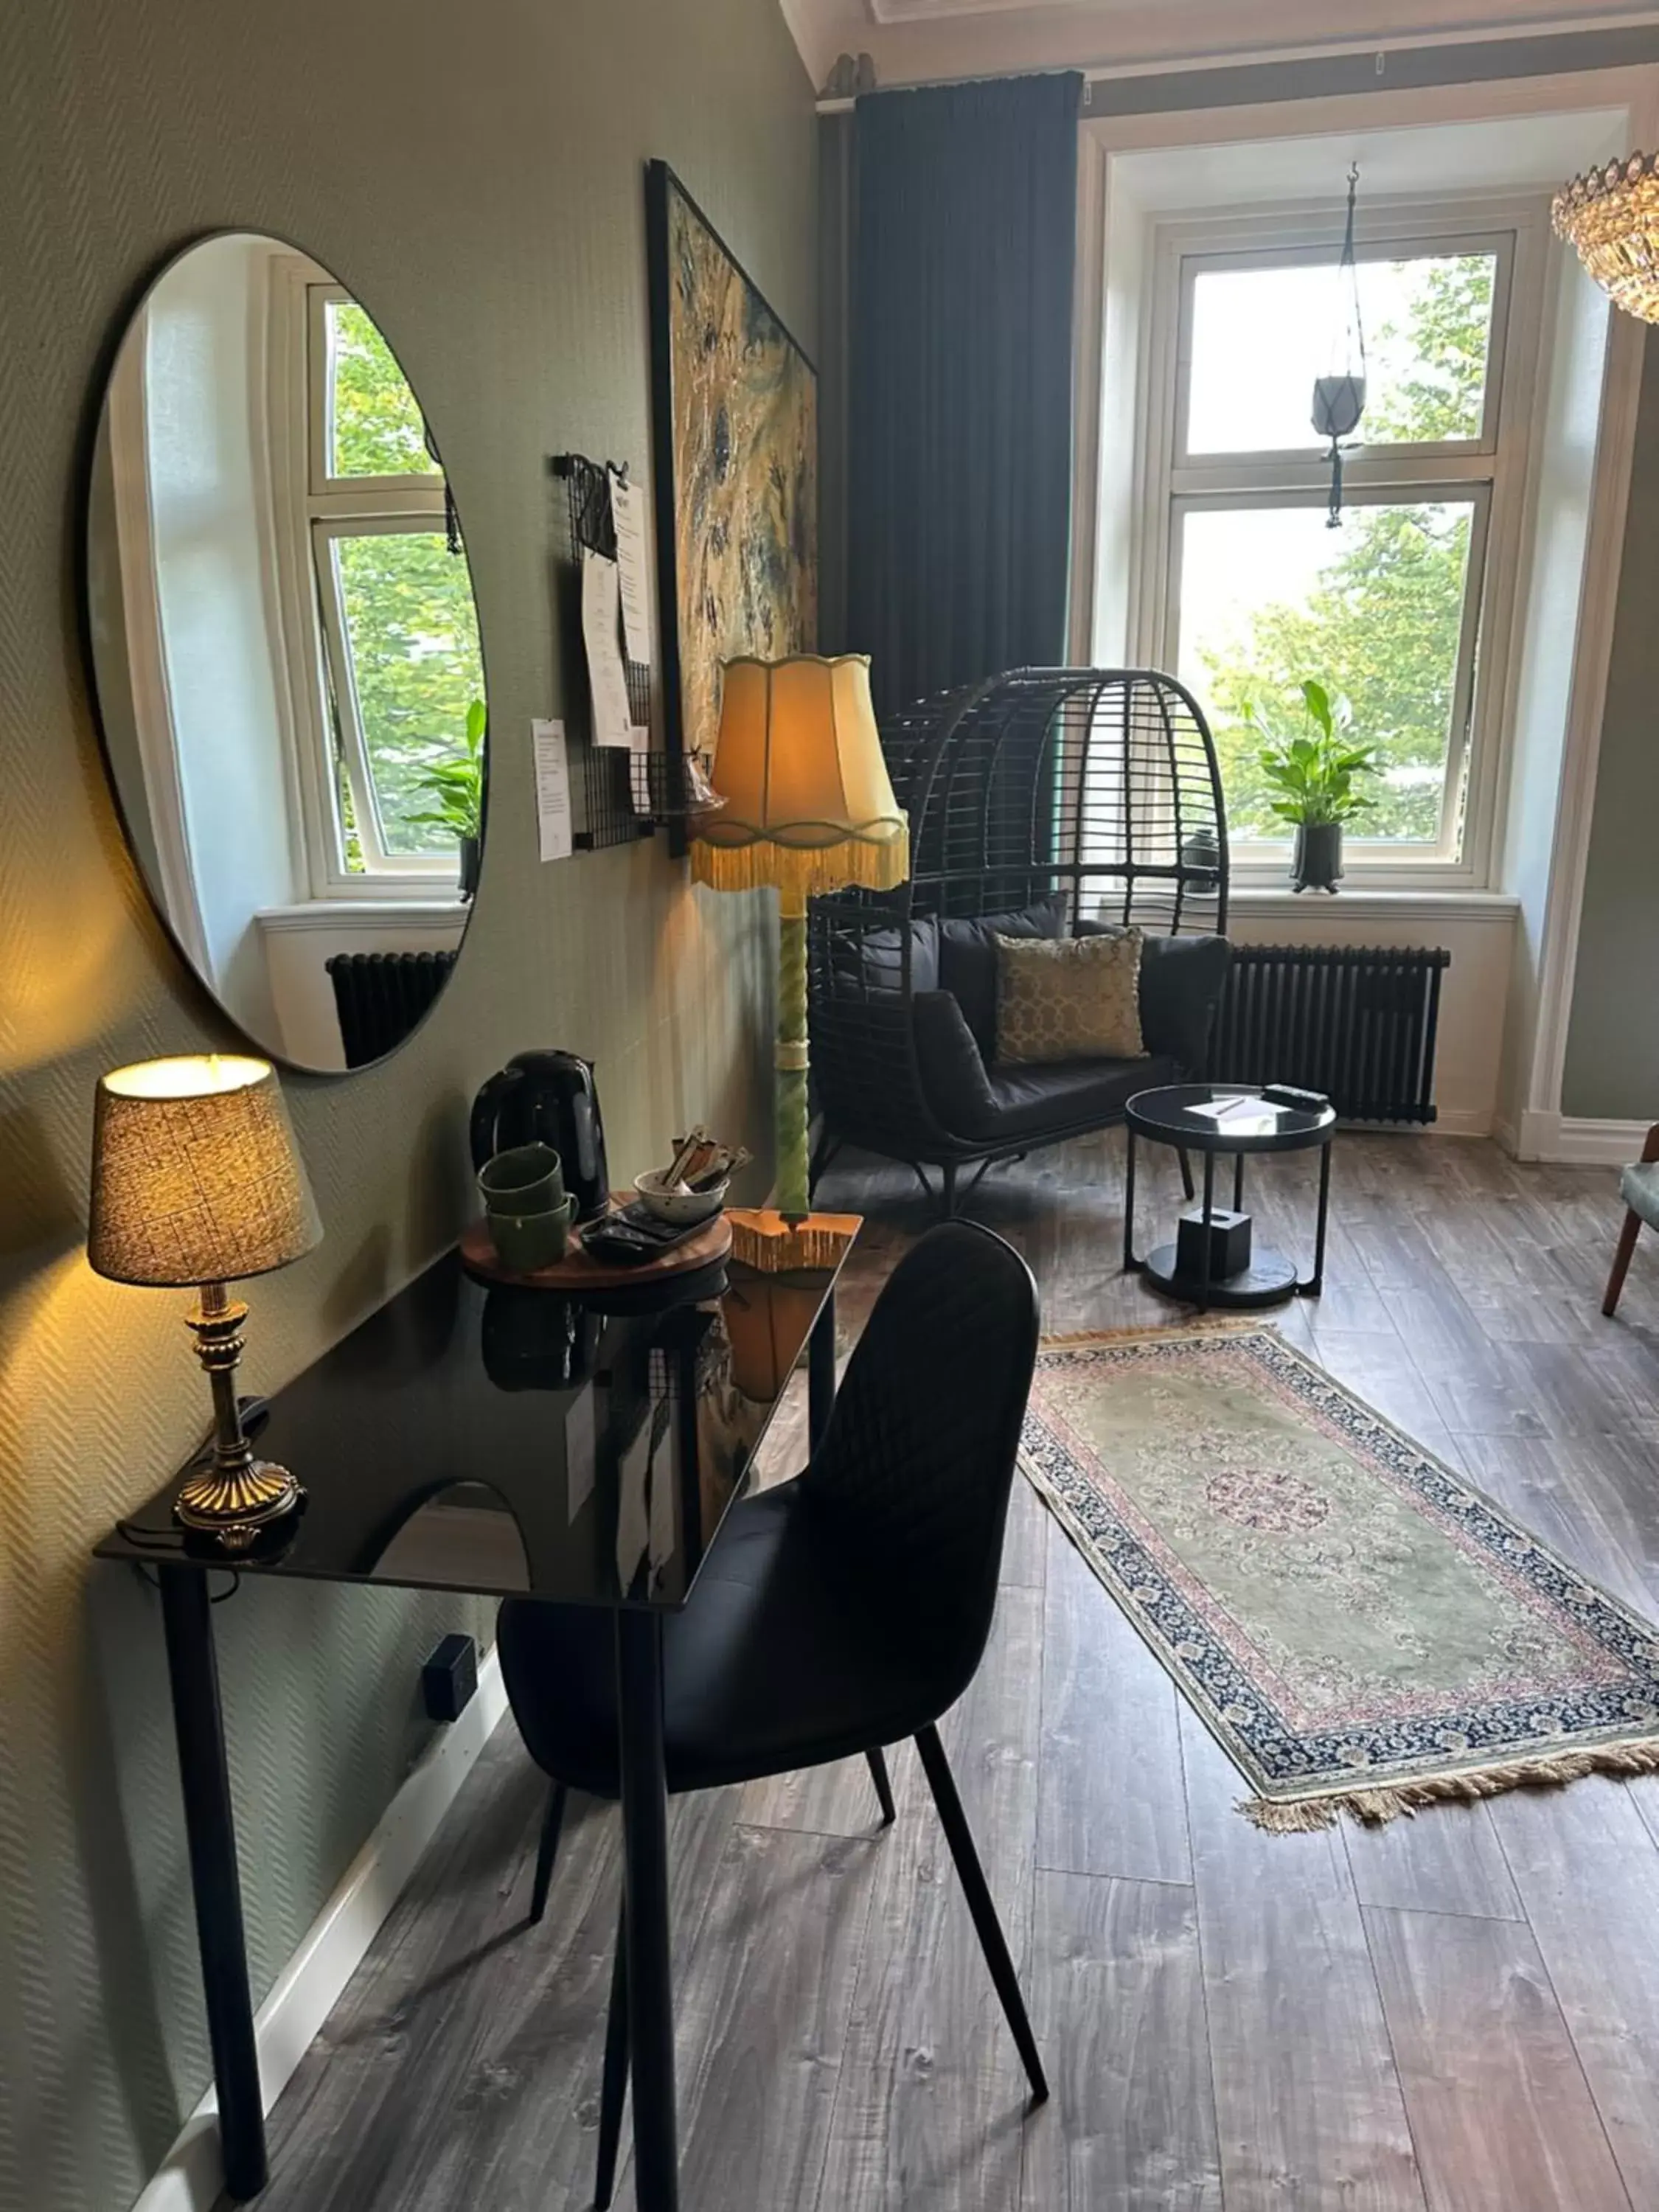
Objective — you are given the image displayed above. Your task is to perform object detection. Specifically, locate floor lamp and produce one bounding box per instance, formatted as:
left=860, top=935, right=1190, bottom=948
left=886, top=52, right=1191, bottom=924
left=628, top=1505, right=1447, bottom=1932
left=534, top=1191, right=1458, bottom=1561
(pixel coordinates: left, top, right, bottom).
left=692, top=654, right=908, bottom=1225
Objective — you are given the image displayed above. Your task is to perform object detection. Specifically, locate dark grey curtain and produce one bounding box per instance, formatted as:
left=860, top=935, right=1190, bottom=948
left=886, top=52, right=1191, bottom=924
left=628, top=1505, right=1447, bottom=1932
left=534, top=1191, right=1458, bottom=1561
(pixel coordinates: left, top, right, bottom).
left=845, top=72, right=1082, bottom=720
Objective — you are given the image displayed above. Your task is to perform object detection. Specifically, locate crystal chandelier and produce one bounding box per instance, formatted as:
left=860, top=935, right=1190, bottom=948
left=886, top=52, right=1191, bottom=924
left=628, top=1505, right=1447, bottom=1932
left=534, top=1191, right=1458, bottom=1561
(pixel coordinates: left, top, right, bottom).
left=1553, top=153, right=1659, bottom=322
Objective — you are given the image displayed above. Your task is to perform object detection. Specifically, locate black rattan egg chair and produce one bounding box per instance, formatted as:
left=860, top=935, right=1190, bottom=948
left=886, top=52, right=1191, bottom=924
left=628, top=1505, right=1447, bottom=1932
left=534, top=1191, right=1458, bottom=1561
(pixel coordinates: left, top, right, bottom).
left=807, top=667, right=1231, bottom=1216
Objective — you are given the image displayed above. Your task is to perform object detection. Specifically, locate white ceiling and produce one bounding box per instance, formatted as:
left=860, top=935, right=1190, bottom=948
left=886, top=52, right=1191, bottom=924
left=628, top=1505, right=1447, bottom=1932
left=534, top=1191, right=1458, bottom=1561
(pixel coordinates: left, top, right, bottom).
left=782, top=0, right=1659, bottom=95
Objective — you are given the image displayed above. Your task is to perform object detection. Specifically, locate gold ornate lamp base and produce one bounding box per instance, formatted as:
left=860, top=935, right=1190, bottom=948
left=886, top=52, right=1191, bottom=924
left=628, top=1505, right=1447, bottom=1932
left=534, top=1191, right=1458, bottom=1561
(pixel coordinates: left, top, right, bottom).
left=173, top=1281, right=305, bottom=1551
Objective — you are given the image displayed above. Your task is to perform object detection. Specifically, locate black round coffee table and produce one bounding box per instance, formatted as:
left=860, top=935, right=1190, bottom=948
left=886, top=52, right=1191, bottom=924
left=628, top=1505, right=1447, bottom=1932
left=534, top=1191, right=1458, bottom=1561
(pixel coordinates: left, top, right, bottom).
left=1123, top=1083, right=1336, bottom=1310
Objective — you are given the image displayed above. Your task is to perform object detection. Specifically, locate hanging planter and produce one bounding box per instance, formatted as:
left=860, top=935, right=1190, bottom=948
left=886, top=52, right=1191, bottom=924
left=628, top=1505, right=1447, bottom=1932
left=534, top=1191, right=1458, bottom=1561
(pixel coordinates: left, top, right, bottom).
left=1312, top=165, right=1367, bottom=526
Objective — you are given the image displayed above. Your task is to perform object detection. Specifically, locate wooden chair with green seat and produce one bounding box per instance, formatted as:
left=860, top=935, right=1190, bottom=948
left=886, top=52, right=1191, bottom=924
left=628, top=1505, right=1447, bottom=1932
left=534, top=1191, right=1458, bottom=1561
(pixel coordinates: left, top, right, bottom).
left=1602, top=1124, right=1659, bottom=1317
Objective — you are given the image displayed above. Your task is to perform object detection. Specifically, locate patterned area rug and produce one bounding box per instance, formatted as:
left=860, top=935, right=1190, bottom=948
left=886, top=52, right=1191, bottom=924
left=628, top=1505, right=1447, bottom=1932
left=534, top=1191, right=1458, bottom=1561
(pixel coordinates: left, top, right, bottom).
left=1020, top=1326, right=1659, bottom=1830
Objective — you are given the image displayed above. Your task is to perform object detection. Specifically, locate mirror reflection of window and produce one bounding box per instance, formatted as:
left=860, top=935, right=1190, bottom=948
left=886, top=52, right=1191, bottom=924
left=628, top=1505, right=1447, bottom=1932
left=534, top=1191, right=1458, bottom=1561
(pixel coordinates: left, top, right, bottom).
left=302, top=285, right=485, bottom=883
left=86, top=233, right=487, bottom=1074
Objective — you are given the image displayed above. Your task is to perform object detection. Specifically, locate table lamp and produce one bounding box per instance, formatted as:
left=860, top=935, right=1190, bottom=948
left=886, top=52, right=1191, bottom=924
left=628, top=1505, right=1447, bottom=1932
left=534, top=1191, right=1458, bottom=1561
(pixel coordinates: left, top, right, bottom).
left=692, top=654, right=908, bottom=1222
left=88, top=1054, right=321, bottom=1548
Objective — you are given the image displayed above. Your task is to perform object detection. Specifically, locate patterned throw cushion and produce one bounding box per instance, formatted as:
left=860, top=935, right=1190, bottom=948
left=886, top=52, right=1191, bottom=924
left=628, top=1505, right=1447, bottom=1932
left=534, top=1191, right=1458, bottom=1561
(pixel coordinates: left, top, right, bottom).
left=994, top=930, right=1147, bottom=1064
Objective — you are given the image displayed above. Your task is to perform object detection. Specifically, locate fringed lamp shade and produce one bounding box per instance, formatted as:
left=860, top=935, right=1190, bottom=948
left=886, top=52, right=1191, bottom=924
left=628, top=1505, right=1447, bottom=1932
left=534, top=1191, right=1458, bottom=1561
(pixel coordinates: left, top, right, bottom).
left=1554, top=155, right=1659, bottom=322
left=692, top=655, right=908, bottom=910
left=693, top=654, right=909, bottom=1223
left=88, top=1054, right=320, bottom=1289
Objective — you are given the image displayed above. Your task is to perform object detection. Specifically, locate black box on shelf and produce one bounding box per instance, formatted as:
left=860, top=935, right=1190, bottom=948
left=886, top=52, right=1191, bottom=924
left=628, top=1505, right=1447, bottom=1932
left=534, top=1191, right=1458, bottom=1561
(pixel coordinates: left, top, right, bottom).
left=1176, top=1206, right=1252, bottom=1281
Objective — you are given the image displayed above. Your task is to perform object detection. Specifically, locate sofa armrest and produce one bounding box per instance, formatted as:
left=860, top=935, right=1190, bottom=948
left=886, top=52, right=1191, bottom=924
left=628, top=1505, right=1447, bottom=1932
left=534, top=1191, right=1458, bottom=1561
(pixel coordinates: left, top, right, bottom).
left=911, top=990, right=1001, bottom=1138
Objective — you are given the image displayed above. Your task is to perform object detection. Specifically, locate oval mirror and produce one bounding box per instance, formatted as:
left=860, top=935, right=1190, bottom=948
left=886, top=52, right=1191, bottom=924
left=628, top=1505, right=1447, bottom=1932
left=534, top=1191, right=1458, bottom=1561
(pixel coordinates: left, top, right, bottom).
left=85, top=232, right=487, bottom=1073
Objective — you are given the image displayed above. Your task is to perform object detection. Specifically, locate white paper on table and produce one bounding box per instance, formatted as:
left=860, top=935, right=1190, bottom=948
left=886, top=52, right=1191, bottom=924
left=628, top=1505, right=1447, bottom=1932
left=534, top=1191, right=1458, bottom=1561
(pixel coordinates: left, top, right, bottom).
left=581, top=549, right=635, bottom=748
left=608, top=467, right=653, bottom=668
left=565, top=1382, right=597, bottom=1523
left=531, top=718, right=573, bottom=862
left=1185, top=1094, right=1275, bottom=1121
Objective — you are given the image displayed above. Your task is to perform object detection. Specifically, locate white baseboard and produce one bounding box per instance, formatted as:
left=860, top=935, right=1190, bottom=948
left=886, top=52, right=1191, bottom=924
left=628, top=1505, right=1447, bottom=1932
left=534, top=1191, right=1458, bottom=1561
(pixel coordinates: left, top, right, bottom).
left=1421, top=1108, right=1492, bottom=1139
left=1549, top=1116, right=1649, bottom=1166
left=1509, top=1110, right=1646, bottom=1166
left=133, top=1646, right=507, bottom=2212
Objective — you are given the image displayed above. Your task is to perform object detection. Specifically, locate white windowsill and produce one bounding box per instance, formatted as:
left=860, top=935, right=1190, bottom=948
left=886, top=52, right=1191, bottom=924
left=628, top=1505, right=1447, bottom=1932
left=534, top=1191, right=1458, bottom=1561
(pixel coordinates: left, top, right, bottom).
left=255, top=899, right=467, bottom=935
left=1229, top=884, right=1520, bottom=924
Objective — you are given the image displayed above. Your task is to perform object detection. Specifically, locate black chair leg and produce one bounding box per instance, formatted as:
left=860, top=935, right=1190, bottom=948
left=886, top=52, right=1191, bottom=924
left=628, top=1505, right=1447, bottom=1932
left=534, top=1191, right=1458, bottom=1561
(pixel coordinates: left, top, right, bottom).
left=528, top=1781, right=567, bottom=1925
left=940, top=1161, right=959, bottom=1221
left=866, top=1746, right=897, bottom=1826
left=594, top=1902, right=630, bottom=2210
left=913, top=1723, right=1048, bottom=2105
left=1177, top=1147, right=1196, bottom=1202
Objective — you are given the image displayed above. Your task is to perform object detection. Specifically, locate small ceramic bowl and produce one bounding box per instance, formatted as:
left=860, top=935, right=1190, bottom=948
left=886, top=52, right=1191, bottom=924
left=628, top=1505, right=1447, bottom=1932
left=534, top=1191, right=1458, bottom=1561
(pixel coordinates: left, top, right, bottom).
left=633, top=1169, right=728, bottom=1225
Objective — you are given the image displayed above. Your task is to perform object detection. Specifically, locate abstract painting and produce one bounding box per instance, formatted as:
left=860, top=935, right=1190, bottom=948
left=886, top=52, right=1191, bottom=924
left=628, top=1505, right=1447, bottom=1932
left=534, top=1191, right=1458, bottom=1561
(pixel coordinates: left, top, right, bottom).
left=646, top=161, right=817, bottom=849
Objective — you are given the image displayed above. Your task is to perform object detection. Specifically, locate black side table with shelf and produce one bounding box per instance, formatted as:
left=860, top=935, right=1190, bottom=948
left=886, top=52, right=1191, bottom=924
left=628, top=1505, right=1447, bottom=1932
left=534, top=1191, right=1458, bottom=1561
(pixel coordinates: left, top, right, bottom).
left=1123, top=1083, right=1337, bottom=1312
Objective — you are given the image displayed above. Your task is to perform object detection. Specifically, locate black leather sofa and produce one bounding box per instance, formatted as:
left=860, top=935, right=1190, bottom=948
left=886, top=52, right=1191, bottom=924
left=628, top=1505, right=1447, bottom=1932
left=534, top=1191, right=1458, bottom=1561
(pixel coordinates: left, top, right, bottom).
left=812, top=894, right=1232, bottom=1214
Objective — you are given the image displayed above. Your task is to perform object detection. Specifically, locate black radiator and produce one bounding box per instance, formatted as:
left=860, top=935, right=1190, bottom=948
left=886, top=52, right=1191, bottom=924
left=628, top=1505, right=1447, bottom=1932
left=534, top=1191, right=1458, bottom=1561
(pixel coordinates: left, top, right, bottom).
left=1210, top=944, right=1450, bottom=1123
left=326, top=950, right=456, bottom=1068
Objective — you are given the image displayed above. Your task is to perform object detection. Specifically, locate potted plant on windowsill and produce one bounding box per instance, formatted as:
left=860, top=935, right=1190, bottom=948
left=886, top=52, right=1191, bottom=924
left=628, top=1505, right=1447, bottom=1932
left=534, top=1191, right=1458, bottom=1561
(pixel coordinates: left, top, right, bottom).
left=1246, top=681, right=1378, bottom=894
left=408, top=698, right=487, bottom=900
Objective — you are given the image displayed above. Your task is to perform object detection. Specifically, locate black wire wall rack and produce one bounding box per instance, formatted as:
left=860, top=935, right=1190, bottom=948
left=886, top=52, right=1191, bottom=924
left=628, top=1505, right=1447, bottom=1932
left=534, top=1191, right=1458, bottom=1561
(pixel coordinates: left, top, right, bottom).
left=552, top=451, right=654, bottom=851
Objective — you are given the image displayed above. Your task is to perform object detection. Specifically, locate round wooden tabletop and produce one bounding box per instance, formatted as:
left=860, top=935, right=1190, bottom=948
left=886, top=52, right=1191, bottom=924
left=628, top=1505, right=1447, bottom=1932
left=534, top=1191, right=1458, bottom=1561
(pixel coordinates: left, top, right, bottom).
left=459, top=1200, right=732, bottom=1293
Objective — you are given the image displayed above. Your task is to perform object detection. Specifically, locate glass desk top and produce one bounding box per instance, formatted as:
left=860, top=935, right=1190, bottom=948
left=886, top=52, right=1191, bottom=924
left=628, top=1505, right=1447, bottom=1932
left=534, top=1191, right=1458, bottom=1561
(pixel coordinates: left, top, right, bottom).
left=95, top=1229, right=857, bottom=1612
left=1126, top=1082, right=1336, bottom=1155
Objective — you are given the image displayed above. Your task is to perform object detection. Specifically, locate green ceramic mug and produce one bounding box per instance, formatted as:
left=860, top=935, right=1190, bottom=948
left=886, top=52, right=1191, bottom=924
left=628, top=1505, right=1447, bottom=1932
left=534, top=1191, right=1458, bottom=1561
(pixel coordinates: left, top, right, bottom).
left=478, top=1142, right=566, bottom=1217
left=488, top=1192, right=577, bottom=1273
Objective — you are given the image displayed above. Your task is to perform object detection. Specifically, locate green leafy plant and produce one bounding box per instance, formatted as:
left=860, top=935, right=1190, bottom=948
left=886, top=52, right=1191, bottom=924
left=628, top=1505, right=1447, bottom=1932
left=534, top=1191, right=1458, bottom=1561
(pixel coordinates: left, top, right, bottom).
left=1243, top=679, right=1379, bottom=828
left=406, top=698, right=486, bottom=841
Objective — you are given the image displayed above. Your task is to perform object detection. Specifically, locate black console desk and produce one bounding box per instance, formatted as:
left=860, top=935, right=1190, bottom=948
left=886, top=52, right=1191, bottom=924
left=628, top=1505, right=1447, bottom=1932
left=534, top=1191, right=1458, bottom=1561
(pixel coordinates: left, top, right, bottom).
left=95, top=1221, right=857, bottom=2209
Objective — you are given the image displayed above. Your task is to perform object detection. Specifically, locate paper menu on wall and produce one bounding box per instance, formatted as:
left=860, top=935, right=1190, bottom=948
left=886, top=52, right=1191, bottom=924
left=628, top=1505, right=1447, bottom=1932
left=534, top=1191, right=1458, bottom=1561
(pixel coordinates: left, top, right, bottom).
left=608, top=467, right=653, bottom=668
left=532, top=717, right=573, bottom=862
left=580, top=549, right=635, bottom=748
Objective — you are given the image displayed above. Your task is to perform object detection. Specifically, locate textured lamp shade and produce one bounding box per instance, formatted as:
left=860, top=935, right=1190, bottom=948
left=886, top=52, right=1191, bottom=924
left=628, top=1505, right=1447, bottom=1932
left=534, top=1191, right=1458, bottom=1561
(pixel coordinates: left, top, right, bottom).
left=88, top=1054, right=321, bottom=1289
left=692, top=655, right=908, bottom=905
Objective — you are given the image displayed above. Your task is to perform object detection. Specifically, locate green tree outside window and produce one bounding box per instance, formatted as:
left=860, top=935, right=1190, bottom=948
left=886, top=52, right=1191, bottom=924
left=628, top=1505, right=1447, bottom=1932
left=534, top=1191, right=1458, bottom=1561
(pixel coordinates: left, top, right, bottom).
left=326, top=305, right=484, bottom=864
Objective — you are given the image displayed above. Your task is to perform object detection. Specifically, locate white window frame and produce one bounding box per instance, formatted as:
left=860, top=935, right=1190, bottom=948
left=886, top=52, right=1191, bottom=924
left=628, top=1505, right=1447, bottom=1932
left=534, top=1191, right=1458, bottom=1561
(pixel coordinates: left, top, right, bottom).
left=265, top=257, right=465, bottom=899
left=1129, top=192, right=1549, bottom=891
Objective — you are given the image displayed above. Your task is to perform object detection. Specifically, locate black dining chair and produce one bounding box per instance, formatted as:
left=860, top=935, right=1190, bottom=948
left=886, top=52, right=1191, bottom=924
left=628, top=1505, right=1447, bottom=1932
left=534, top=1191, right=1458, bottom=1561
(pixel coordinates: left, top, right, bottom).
left=498, top=1219, right=1045, bottom=2206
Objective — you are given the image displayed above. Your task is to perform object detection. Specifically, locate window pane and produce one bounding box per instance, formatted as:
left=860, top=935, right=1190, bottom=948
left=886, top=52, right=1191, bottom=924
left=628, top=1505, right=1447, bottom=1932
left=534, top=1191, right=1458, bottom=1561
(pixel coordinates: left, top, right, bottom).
left=1175, top=499, right=1475, bottom=847
left=1186, top=253, right=1496, bottom=455
left=331, top=530, right=485, bottom=858
left=326, top=300, right=434, bottom=478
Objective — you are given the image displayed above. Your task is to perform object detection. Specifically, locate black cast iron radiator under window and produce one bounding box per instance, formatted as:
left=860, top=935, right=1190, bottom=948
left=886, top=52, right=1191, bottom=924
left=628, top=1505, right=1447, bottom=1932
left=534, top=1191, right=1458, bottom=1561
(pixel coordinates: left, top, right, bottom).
left=1209, top=944, right=1450, bottom=1124
left=326, top=950, right=456, bottom=1068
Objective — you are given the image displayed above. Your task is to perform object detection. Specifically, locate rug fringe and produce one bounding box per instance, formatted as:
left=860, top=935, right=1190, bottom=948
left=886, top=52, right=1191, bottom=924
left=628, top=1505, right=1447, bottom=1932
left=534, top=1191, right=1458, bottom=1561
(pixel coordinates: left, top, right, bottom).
left=1038, top=1317, right=1272, bottom=1350
left=1238, top=1739, right=1659, bottom=1832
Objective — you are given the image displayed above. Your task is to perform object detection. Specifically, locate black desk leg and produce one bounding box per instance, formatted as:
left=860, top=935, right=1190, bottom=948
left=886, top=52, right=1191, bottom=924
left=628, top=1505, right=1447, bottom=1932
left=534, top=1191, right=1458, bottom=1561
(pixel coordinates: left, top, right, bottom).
left=615, top=1610, right=678, bottom=2212
left=1122, top=1126, right=1139, bottom=1271
left=1299, top=1139, right=1333, bottom=1298
left=1233, top=1151, right=1245, bottom=1214
left=1197, top=1151, right=1216, bottom=1313
left=159, top=1568, right=267, bottom=2202
left=808, top=1288, right=836, bottom=1458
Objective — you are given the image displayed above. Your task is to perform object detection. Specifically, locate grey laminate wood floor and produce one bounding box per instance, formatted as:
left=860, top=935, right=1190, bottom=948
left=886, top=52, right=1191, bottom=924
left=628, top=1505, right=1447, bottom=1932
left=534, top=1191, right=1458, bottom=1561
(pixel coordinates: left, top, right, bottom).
left=240, top=1133, right=1659, bottom=2212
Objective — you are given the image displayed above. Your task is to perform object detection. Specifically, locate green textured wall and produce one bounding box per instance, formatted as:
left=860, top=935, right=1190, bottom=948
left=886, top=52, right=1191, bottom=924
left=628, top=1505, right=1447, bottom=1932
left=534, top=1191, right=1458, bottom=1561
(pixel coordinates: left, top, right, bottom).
left=0, top=4, right=813, bottom=2208
left=1562, top=327, right=1659, bottom=1123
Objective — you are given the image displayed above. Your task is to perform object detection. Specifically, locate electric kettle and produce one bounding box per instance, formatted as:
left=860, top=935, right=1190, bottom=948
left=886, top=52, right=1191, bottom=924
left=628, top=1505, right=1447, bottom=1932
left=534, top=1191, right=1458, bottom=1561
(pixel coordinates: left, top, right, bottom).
left=470, top=1051, right=611, bottom=1222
